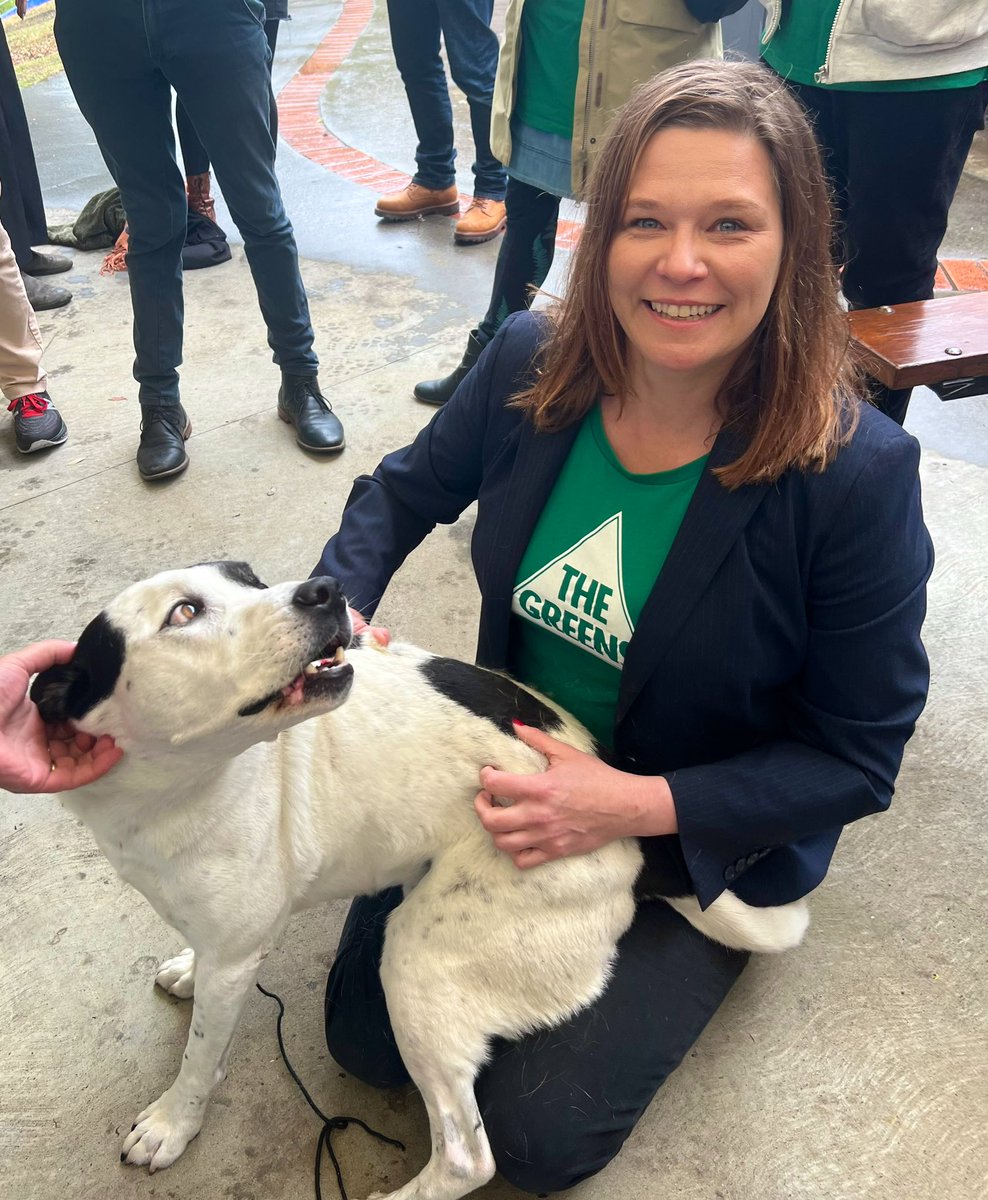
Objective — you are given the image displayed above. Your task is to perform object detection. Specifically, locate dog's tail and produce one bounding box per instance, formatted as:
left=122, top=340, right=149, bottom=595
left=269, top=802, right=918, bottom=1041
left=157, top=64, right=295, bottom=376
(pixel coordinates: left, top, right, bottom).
left=663, top=891, right=810, bottom=954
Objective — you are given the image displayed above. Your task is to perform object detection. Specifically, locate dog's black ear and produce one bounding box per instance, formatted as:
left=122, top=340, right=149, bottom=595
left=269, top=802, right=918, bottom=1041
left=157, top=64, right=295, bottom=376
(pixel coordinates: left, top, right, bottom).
left=30, top=611, right=126, bottom=724
left=30, top=662, right=93, bottom=724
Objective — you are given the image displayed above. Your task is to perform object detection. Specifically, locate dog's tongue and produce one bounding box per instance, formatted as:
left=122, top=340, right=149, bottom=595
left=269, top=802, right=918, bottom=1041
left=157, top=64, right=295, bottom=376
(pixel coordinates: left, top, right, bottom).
left=280, top=674, right=306, bottom=707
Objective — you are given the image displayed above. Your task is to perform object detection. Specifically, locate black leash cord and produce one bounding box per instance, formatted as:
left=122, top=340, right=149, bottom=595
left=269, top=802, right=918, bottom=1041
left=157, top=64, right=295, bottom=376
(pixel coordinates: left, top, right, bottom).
left=255, top=981, right=406, bottom=1200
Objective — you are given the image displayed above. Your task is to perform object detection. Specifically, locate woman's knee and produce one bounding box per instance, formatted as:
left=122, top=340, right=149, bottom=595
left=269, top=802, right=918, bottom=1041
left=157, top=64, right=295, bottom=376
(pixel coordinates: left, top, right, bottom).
left=484, top=1109, right=622, bottom=1194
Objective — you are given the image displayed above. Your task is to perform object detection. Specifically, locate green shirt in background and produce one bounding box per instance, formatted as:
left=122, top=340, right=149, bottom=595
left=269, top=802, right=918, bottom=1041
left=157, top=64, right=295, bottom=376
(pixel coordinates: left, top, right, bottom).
left=508, top=404, right=707, bottom=747
left=513, top=0, right=584, bottom=138
left=762, top=1, right=988, bottom=91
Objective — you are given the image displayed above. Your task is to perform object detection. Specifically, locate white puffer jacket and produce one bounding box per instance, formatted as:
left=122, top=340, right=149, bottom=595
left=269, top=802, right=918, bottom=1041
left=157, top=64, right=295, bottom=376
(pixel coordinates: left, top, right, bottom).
left=758, top=0, right=988, bottom=84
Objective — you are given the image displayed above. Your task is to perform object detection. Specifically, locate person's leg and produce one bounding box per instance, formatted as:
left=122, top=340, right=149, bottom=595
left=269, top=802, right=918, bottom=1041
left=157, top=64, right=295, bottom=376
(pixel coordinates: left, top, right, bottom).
left=264, top=19, right=280, bottom=144
left=437, top=0, right=505, bottom=201
left=0, top=20, right=48, bottom=268
left=386, top=0, right=457, bottom=192
left=325, top=888, right=409, bottom=1087
left=0, top=214, right=45, bottom=401
left=325, top=891, right=747, bottom=1192
left=411, top=177, right=560, bottom=404
left=477, top=176, right=560, bottom=341
left=841, top=84, right=987, bottom=423
left=161, top=0, right=318, bottom=380
left=54, top=0, right=187, bottom=414
left=175, top=101, right=211, bottom=178
left=0, top=214, right=68, bottom=452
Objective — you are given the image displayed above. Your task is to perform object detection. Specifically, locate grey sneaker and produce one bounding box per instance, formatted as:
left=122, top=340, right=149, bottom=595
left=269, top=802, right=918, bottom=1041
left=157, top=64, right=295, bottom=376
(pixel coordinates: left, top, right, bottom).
left=7, top=391, right=68, bottom=453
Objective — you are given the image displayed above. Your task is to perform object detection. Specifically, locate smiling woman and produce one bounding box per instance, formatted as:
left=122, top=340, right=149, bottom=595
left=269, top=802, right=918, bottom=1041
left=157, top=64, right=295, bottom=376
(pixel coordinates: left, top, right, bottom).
left=312, top=58, right=933, bottom=1196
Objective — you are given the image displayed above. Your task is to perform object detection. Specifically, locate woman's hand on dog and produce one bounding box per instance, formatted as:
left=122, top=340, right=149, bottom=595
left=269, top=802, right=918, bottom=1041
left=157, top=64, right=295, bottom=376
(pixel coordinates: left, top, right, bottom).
left=347, top=607, right=391, bottom=648
left=0, top=641, right=123, bottom=794
left=475, top=721, right=678, bottom=869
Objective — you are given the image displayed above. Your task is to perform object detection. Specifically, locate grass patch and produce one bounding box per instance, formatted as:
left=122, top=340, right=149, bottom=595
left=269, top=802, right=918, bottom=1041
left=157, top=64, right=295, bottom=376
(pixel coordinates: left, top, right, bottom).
left=4, top=2, right=62, bottom=89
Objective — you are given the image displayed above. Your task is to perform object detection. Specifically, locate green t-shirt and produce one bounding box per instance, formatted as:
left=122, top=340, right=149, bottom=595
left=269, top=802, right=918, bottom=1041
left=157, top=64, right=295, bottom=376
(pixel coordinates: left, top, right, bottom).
left=508, top=405, right=707, bottom=747
left=762, top=1, right=988, bottom=91
left=514, top=0, right=584, bottom=138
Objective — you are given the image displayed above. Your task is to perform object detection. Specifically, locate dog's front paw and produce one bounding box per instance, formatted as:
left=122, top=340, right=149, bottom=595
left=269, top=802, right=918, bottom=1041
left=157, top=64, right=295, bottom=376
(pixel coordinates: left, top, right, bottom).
left=155, top=948, right=196, bottom=999
left=120, top=1093, right=203, bottom=1172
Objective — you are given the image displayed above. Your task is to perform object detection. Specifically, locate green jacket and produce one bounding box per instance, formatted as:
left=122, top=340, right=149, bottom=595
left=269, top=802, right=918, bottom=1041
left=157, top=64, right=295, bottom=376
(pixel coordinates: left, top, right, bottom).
left=491, top=0, right=722, bottom=196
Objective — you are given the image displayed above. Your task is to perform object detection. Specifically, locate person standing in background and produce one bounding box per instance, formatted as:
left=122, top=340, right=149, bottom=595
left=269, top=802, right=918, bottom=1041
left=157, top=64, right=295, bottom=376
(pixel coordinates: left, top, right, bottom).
left=759, top=0, right=988, bottom=424
left=413, top=0, right=722, bottom=406
left=1, top=13, right=73, bottom=312
left=374, top=0, right=508, bottom=246
left=175, top=0, right=287, bottom=229
left=52, top=0, right=344, bottom=482
left=1, top=212, right=68, bottom=454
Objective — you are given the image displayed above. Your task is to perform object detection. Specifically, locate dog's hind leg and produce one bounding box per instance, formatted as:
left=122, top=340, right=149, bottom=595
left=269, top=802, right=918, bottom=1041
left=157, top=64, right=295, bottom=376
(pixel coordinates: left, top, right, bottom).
left=372, top=939, right=496, bottom=1200
left=155, top=947, right=196, bottom=998
left=121, top=950, right=263, bottom=1172
left=365, top=1049, right=495, bottom=1200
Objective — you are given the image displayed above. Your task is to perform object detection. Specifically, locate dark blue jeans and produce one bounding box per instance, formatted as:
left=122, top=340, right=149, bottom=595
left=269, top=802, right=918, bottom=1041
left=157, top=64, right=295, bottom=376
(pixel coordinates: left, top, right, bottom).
left=386, top=0, right=506, bottom=200
left=54, top=0, right=318, bottom=409
left=325, top=888, right=748, bottom=1194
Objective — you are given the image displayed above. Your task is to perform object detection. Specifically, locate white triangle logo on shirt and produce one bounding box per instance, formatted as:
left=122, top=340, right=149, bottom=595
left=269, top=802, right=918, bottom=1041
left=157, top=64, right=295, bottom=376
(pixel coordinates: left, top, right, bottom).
left=512, top=513, right=634, bottom=669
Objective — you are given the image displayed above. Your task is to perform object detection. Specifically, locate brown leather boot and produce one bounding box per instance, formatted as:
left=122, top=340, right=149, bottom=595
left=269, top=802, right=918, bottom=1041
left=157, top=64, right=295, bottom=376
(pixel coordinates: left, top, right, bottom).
left=375, top=182, right=459, bottom=221
left=186, top=172, right=217, bottom=223
left=454, top=198, right=507, bottom=245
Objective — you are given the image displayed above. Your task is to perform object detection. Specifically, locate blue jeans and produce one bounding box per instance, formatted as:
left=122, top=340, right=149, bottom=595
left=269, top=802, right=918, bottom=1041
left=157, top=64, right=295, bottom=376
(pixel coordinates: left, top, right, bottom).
left=54, top=0, right=318, bottom=409
left=386, top=0, right=506, bottom=200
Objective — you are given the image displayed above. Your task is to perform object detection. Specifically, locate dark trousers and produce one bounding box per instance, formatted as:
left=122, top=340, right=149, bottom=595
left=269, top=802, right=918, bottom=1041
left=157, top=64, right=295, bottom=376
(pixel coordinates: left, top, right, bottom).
left=386, top=0, right=506, bottom=199
left=0, top=21, right=47, bottom=269
left=784, top=79, right=988, bottom=425
left=476, top=176, right=560, bottom=343
left=325, top=888, right=748, bottom=1195
left=54, top=0, right=318, bottom=409
left=176, top=18, right=281, bottom=177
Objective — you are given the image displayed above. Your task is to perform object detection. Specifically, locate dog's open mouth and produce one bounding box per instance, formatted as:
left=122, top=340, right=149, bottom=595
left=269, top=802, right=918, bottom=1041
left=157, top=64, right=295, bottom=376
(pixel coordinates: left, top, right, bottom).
left=278, top=642, right=351, bottom=708
left=238, top=633, right=353, bottom=718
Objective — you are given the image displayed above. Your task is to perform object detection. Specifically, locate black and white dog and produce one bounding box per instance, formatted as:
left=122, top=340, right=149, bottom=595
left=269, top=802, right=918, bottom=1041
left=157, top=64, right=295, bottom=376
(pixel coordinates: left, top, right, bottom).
left=31, top=562, right=808, bottom=1200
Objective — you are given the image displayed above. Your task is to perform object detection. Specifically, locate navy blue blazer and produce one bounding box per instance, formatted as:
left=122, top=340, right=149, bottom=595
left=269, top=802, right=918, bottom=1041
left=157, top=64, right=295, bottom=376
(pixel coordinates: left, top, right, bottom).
left=314, top=312, right=933, bottom=910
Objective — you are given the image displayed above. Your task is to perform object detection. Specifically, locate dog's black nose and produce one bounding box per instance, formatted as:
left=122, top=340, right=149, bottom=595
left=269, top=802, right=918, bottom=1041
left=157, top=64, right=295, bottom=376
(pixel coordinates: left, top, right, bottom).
left=293, top=577, right=343, bottom=611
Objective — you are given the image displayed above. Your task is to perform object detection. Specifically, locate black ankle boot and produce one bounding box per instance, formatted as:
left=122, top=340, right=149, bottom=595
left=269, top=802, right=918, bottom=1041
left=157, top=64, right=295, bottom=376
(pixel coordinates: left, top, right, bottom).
left=278, top=375, right=345, bottom=452
left=137, top=404, right=191, bottom=480
left=413, top=330, right=488, bottom=406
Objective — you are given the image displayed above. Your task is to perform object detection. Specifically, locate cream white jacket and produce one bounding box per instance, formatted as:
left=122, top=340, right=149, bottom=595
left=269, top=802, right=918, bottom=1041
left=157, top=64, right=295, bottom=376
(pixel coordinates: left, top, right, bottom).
left=759, top=0, right=988, bottom=85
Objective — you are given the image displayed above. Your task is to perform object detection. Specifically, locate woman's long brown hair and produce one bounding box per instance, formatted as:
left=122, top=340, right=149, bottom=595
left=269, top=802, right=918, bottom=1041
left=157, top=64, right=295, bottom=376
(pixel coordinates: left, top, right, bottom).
left=513, top=59, right=861, bottom=487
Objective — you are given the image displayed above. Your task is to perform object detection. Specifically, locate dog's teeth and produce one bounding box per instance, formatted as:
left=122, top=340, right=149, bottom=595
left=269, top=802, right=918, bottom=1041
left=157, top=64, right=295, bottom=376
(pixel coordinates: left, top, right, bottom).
left=333, top=646, right=346, bottom=665
left=303, top=663, right=320, bottom=678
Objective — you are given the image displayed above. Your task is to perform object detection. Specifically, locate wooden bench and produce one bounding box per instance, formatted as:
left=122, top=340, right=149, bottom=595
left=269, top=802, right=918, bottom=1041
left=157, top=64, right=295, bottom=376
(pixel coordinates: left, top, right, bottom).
left=847, top=291, right=988, bottom=402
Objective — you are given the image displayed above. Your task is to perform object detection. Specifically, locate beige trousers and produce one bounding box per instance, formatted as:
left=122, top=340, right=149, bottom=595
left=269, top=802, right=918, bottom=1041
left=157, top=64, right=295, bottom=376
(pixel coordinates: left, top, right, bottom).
left=0, top=210, right=46, bottom=404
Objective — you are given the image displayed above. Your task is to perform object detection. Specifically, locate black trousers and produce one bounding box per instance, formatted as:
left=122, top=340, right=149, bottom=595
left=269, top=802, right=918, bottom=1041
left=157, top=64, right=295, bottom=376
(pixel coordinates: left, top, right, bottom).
left=476, top=175, right=561, bottom=344
left=176, top=18, right=281, bottom=177
left=0, top=22, right=47, bottom=267
left=782, top=78, right=988, bottom=425
left=325, top=887, right=748, bottom=1194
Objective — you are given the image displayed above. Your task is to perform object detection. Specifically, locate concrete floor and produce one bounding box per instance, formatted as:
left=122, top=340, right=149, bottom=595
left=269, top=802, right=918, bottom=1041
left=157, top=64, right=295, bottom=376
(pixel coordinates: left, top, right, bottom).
left=1, top=3, right=986, bottom=1198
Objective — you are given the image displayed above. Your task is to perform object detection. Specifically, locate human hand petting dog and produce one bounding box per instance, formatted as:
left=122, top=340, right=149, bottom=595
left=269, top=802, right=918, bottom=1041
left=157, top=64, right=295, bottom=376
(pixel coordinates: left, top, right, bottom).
left=0, top=641, right=123, bottom=793
left=475, top=721, right=678, bottom=868
left=347, top=606, right=391, bottom=647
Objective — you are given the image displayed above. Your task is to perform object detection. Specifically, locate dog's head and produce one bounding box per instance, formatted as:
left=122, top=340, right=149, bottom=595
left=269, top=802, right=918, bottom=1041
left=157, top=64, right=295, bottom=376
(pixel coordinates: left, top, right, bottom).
left=30, top=562, right=354, bottom=753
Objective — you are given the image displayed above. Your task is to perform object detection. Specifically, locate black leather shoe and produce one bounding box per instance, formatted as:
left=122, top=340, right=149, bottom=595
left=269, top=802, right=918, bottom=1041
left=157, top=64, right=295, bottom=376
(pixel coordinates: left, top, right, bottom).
left=413, top=329, right=487, bottom=406
left=20, top=272, right=71, bottom=312
left=278, top=375, right=345, bottom=452
left=137, top=404, right=191, bottom=480
left=22, top=249, right=73, bottom=276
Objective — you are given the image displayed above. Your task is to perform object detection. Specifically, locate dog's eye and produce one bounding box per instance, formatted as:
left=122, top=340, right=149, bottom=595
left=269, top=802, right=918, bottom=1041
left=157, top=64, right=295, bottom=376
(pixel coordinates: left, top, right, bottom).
left=166, top=600, right=202, bottom=627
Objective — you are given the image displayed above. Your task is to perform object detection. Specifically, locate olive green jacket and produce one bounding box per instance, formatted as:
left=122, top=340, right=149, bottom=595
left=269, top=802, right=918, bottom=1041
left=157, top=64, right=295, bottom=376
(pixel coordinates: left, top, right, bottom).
left=491, top=0, right=723, bottom=197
